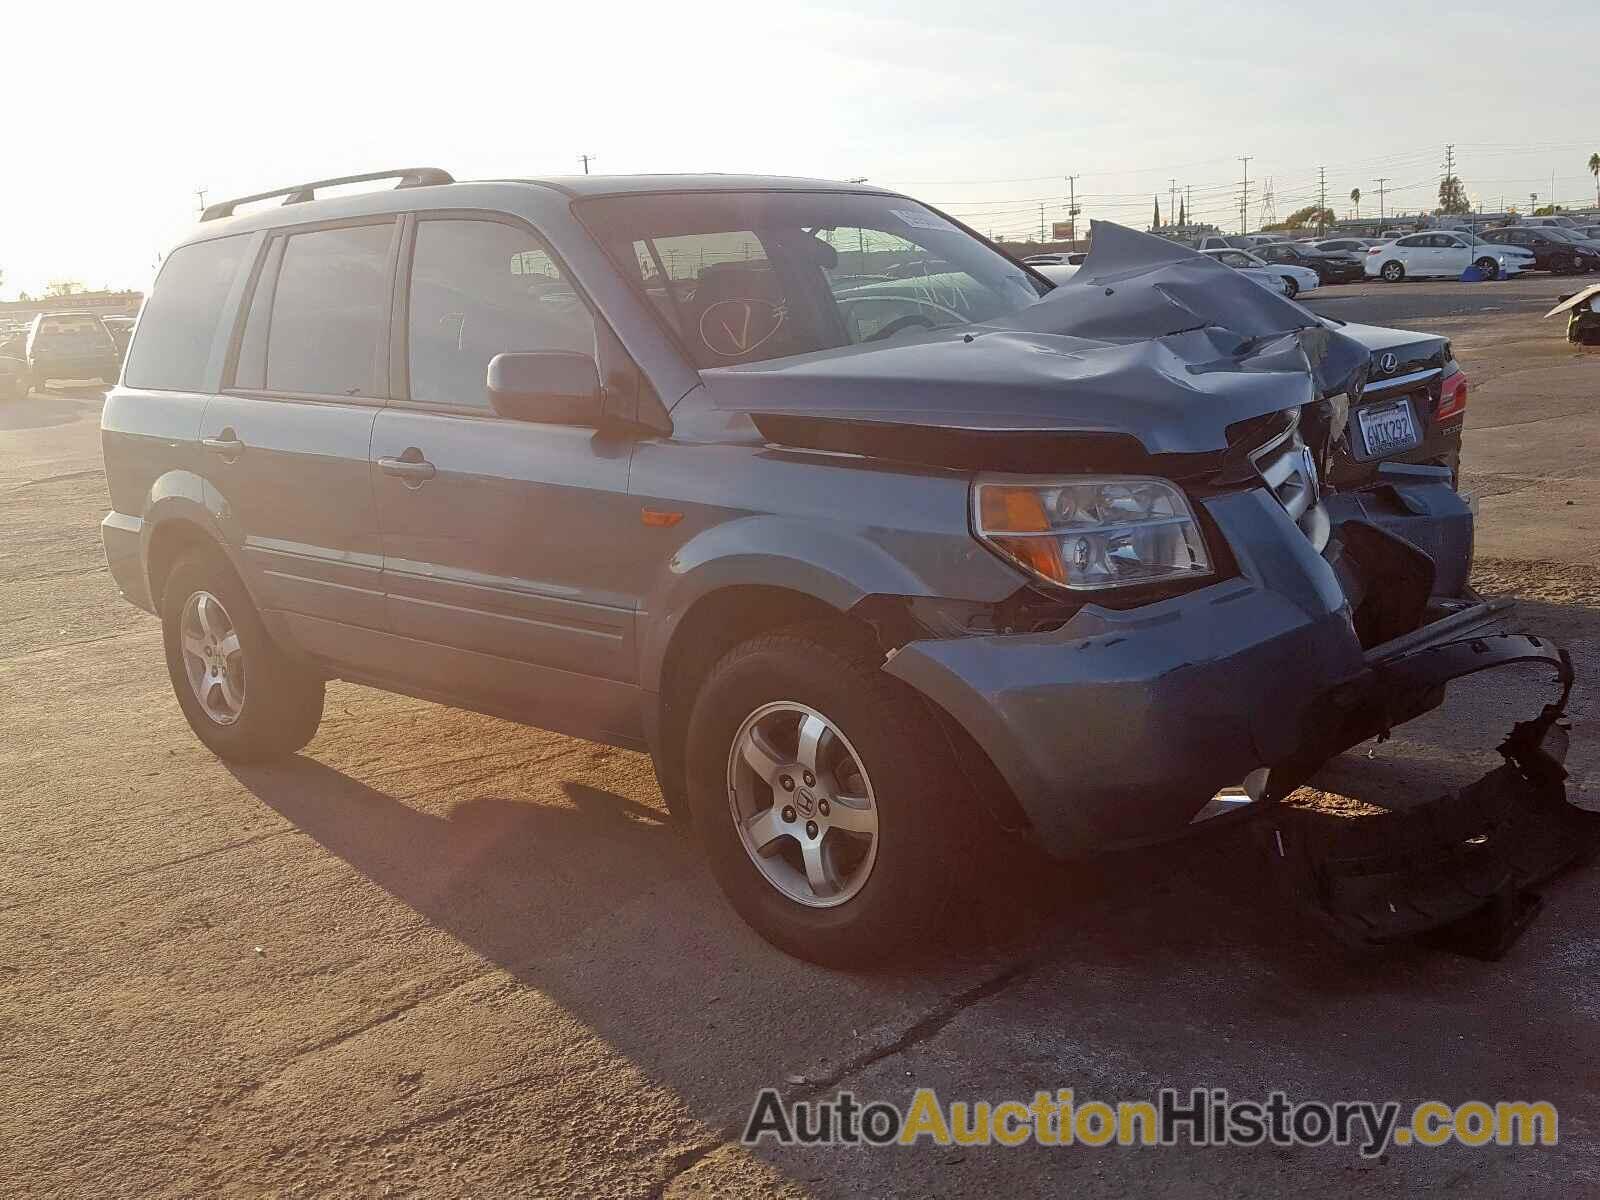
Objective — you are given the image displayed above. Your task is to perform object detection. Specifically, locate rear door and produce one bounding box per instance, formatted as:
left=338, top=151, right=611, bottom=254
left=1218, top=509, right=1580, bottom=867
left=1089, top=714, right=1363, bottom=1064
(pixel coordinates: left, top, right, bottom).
left=1392, top=235, right=1433, bottom=275
left=369, top=213, right=641, bottom=738
left=200, top=218, right=399, bottom=647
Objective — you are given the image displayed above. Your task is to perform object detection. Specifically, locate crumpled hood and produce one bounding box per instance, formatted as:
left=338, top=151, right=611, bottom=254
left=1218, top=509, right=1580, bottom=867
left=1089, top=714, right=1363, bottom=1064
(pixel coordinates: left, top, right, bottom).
left=703, top=221, right=1371, bottom=461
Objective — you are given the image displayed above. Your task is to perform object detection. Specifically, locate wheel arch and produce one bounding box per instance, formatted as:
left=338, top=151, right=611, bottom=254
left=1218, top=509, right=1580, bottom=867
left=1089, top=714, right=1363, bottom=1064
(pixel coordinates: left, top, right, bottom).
left=648, top=583, right=864, bottom=822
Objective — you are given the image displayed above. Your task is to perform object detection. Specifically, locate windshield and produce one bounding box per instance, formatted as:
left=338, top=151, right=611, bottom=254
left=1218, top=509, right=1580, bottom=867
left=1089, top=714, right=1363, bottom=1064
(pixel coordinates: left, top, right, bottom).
left=578, top=191, right=1047, bottom=367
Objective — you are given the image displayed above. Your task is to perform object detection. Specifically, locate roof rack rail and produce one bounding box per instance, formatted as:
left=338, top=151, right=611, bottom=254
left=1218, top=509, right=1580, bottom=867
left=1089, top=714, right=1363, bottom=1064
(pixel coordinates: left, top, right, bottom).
left=200, top=167, right=454, bottom=221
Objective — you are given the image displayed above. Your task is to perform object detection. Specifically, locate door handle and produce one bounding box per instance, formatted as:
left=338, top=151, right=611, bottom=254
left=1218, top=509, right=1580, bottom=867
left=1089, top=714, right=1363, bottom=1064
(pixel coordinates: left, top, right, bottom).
left=378, top=454, right=436, bottom=484
left=202, top=429, right=243, bottom=458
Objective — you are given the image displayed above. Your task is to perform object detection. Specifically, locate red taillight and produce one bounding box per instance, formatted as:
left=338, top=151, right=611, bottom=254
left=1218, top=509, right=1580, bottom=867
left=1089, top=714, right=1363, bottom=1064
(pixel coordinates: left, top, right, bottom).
left=1437, top=370, right=1468, bottom=421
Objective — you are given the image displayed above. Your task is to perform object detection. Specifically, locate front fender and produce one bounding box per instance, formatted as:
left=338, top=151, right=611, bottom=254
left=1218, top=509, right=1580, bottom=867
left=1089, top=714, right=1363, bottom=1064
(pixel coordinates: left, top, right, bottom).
left=637, top=514, right=1015, bottom=693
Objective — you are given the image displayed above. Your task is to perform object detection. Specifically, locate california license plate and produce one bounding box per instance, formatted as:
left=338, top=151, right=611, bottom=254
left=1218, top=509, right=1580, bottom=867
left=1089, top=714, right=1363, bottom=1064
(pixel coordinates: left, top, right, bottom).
left=1358, top=398, right=1420, bottom=456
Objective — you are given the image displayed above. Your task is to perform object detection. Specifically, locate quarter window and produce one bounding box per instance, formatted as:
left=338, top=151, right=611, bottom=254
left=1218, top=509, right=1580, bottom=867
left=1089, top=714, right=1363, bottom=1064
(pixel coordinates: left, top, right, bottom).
left=264, top=223, right=396, bottom=397
left=123, top=235, right=250, bottom=392
left=407, top=219, right=596, bottom=409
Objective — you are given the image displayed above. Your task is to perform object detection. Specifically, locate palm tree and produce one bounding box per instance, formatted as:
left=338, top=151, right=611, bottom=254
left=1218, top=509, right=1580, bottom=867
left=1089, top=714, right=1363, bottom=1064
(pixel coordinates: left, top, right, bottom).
left=1350, top=187, right=1362, bottom=221
left=1589, top=153, right=1599, bottom=208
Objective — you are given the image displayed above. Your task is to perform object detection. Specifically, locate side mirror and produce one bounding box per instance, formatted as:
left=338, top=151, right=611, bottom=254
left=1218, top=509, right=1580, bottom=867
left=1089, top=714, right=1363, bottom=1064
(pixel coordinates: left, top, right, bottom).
left=487, top=352, right=602, bottom=426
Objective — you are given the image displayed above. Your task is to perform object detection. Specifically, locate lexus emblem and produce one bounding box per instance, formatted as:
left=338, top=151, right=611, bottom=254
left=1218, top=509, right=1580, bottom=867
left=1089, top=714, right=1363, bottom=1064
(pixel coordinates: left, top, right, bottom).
left=1378, top=352, right=1398, bottom=375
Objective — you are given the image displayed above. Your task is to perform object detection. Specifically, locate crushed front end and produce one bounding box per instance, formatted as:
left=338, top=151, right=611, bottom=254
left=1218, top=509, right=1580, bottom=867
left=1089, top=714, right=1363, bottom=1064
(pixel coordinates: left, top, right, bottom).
left=878, top=223, right=1596, bottom=954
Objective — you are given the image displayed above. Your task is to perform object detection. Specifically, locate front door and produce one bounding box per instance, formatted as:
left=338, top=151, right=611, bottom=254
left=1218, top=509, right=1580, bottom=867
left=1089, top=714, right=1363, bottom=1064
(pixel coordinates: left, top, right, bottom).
left=371, top=215, right=641, bottom=740
left=201, top=220, right=399, bottom=641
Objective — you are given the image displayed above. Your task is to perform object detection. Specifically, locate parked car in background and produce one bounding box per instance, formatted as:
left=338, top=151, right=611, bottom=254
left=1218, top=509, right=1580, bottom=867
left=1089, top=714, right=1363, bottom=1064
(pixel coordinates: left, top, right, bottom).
left=1029, top=261, right=1080, bottom=284
left=25, top=312, right=121, bottom=388
left=1481, top=226, right=1600, bottom=274
left=1313, top=237, right=1385, bottom=255
left=1364, top=232, right=1526, bottom=281
left=1518, top=215, right=1581, bottom=229
left=100, top=315, right=136, bottom=359
left=0, top=343, right=27, bottom=399
left=1193, top=234, right=1270, bottom=252
left=1198, top=248, right=1290, bottom=293
left=1203, top=247, right=1318, bottom=297
left=1253, top=241, right=1364, bottom=285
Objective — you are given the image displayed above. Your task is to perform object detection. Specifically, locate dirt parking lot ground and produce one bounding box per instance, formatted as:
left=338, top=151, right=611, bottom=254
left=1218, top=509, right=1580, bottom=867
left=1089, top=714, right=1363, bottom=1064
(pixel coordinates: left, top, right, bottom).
left=3, top=275, right=1598, bottom=1198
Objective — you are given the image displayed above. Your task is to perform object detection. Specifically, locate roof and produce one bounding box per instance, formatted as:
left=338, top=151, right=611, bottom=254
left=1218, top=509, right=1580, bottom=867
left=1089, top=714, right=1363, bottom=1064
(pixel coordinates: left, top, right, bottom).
left=185, top=169, right=900, bottom=243
left=497, top=173, right=894, bottom=198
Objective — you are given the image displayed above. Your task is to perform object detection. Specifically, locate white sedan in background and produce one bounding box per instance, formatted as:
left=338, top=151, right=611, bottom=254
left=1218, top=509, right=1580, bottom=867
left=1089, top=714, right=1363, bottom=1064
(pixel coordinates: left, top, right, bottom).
left=1202, top=248, right=1315, bottom=297
left=1364, top=232, right=1528, bottom=281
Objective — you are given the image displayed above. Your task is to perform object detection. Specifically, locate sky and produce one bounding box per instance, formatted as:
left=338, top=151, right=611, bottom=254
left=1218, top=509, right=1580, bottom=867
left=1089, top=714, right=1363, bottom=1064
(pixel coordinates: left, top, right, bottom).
left=4, top=0, right=1599, bottom=298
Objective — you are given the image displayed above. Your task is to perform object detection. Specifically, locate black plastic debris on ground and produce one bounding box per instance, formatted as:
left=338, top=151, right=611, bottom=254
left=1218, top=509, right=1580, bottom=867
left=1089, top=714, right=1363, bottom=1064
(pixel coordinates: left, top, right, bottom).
left=1267, top=653, right=1600, bottom=960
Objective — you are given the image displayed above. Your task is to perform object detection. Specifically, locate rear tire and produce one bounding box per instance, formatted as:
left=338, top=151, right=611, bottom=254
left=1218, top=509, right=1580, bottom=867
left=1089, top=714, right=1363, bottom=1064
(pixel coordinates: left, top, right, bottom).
left=685, top=622, right=970, bottom=966
left=160, top=544, right=324, bottom=762
left=1380, top=261, right=1405, bottom=282
left=1474, top=257, right=1499, bottom=281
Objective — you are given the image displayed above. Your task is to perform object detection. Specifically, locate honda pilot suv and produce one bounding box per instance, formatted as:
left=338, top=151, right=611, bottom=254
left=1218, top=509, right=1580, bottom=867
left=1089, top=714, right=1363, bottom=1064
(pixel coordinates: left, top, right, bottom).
left=101, top=169, right=1578, bottom=965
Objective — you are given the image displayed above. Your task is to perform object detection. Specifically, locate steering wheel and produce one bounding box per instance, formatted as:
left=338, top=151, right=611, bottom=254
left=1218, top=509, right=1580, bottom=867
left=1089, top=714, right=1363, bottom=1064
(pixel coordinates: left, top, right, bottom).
left=838, top=294, right=970, bottom=325
left=862, top=313, right=938, bottom=342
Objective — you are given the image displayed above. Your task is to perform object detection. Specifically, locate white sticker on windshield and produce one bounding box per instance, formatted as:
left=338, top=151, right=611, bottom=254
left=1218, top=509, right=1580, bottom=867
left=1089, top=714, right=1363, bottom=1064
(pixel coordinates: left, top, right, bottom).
left=890, top=208, right=956, bottom=233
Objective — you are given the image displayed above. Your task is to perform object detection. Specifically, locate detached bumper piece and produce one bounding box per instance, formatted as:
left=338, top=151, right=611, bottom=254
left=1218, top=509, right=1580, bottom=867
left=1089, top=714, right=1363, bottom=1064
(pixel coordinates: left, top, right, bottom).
left=1267, top=636, right=1600, bottom=959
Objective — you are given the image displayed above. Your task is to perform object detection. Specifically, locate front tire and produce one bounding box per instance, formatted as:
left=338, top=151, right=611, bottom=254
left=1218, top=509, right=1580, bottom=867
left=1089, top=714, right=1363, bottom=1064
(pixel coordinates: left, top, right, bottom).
left=1474, top=257, right=1499, bottom=281
left=161, top=545, right=324, bottom=762
left=1282, top=276, right=1299, bottom=298
left=1380, top=261, right=1405, bottom=282
left=685, top=623, right=968, bottom=966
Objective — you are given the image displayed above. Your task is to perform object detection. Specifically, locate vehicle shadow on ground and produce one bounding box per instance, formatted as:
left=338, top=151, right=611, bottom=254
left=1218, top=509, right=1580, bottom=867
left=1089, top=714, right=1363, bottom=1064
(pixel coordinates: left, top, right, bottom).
left=0, top=384, right=106, bottom=432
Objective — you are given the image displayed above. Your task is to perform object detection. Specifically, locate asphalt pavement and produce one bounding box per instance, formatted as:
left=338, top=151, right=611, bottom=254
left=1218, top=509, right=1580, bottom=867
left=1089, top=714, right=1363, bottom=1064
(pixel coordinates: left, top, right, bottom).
left=3, top=276, right=1598, bottom=1197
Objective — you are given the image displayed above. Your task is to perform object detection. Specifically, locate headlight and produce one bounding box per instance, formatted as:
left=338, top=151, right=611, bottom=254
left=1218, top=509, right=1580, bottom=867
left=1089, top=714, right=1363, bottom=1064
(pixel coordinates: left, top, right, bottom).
left=972, top=476, right=1213, bottom=591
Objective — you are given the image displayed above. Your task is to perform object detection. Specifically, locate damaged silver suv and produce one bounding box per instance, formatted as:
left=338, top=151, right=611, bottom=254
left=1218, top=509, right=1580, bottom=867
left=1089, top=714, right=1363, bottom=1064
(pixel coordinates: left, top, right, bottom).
left=101, top=169, right=1593, bottom=966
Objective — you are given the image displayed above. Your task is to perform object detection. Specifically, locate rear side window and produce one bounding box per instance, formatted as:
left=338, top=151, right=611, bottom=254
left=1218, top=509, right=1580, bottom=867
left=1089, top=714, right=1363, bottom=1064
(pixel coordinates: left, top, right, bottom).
left=406, top=218, right=595, bottom=409
left=123, top=235, right=249, bottom=391
left=264, top=223, right=396, bottom=397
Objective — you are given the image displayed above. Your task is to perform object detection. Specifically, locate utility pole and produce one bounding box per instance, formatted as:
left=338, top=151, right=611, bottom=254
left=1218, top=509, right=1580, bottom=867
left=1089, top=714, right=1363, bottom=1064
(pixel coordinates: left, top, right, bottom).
left=194, top=186, right=208, bottom=219
left=577, top=154, right=596, bottom=175
left=1065, top=175, right=1080, bottom=240
left=1039, top=202, right=1047, bottom=243
left=1317, top=166, right=1327, bottom=235
left=1186, top=184, right=1192, bottom=227
left=1442, top=143, right=1457, bottom=214
left=1169, top=178, right=1177, bottom=229
left=1237, top=156, right=1253, bottom=234
left=1375, top=177, right=1389, bottom=227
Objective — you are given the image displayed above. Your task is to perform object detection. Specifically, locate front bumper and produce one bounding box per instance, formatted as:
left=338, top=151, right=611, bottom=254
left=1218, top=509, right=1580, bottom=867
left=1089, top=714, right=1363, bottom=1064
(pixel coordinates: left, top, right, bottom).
left=886, top=489, right=1365, bottom=854
left=885, top=481, right=1539, bottom=859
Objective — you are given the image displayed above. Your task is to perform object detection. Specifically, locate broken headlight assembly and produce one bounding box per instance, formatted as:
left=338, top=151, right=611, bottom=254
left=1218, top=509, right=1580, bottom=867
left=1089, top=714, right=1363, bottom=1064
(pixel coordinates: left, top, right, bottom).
left=972, top=476, right=1212, bottom=591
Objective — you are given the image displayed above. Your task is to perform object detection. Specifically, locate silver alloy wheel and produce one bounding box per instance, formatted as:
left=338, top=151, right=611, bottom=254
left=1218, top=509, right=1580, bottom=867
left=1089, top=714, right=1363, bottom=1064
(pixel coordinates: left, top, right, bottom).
left=179, top=590, right=246, bottom=725
left=726, top=701, right=880, bottom=909
left=1476, top=257, right=1497, bottom=281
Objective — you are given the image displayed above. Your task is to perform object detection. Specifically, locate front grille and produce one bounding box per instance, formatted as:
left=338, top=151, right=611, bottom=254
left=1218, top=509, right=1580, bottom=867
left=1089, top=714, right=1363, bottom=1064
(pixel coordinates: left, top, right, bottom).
left=1252, top=424, right=1331, bottom=550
